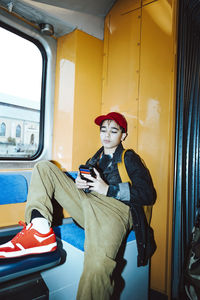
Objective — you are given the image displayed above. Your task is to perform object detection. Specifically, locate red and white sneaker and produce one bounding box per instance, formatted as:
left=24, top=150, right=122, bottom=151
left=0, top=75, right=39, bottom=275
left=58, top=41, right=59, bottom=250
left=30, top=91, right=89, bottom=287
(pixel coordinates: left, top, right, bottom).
left=0, top=221, right=57, bottom=258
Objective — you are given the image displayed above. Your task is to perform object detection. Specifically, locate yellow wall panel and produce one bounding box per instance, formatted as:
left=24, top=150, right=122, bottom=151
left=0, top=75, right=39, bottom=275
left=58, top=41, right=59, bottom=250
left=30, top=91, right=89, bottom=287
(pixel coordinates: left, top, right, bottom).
left=72, top=31, right=103, bottom=170
left=102, top=8, right=142, bottom=150
left=53, top=30, right=103, bottom=171
left=52, top=32, right=76, bottom=171
left=102, top=0, right=177, bottom=296
left=111, top=0, right=142, bottom=14
left=142, top=0, right=158, bottom=5
left=139, top=1, right=174, bottom=292
left=0, top=203, right=26, bottom=227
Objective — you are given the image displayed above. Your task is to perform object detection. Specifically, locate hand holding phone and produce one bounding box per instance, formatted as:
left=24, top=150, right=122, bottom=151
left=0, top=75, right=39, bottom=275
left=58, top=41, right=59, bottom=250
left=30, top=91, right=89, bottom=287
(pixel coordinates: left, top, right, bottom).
left=78, top=165, right=109, bottom=195
left=79, top=165, right=96, bottom=182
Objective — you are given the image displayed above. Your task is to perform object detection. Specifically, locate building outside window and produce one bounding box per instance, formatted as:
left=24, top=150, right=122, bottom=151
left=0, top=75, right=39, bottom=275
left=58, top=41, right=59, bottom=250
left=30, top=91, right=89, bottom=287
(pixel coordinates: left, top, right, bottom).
left=16, top=124, right=21, bottom=138
left=0, top=123, right=6, bottom=137
left=0, top=94, right=40, bottom=156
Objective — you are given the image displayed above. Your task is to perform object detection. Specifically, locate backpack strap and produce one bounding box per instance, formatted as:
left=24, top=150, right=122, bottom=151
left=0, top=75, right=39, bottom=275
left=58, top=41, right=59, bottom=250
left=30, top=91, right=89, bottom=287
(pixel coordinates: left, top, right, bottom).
left=117, top=149, right=132, bottom=184
left=117, top=149, right=152, bottom=225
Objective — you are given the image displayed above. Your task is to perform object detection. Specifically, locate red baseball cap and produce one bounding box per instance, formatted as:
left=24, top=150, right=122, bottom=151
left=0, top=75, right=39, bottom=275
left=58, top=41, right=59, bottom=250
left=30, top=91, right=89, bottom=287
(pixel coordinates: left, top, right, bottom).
left=95, top=112, right=127, bottom=133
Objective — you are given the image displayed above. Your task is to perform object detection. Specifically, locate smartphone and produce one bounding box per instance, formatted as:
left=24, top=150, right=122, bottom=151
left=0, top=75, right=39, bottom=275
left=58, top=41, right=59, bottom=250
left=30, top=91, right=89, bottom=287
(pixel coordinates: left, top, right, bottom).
left=79, top=165, right=95, bottom=182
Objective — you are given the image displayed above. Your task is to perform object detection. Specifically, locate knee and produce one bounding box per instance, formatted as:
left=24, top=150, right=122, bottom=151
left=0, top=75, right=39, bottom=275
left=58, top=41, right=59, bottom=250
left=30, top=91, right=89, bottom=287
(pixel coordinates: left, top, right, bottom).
left=34, top=160, right=52, bottom=171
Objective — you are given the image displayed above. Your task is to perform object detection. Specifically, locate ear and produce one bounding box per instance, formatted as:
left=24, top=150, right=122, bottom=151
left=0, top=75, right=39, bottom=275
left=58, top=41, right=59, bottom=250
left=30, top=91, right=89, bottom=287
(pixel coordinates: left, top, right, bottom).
left=121, top=133, right=127, bottom=141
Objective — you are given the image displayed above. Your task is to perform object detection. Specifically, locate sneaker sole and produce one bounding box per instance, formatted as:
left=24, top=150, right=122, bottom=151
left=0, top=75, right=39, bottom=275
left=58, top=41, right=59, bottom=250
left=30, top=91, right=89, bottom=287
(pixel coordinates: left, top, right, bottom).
left=0, top=242, right=57, bottom=258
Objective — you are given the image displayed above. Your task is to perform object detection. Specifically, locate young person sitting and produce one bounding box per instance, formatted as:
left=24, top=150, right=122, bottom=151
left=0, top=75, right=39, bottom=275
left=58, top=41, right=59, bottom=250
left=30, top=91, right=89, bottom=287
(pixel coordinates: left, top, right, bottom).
left=0, top=112, right=156, bottom=300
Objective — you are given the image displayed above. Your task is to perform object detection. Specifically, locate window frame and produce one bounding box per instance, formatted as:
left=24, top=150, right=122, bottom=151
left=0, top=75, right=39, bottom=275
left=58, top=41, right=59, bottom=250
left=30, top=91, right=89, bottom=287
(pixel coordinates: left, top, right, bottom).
left=0, top=10, right=56, bottom=169
left=0, top=22, right=46, bottom=161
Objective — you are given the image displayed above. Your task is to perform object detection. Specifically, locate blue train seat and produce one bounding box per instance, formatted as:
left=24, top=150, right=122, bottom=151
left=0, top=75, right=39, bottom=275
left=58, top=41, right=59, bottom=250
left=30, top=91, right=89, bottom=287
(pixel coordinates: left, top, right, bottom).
left=0, top=250, right=61, bottom=283
left=0, top=173, right=28, bottom=204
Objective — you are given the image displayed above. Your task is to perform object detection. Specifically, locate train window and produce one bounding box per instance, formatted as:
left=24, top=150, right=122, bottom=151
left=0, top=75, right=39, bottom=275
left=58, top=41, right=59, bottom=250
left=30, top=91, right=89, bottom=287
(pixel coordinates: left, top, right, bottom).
left=0, top=26, right=43, bottom=159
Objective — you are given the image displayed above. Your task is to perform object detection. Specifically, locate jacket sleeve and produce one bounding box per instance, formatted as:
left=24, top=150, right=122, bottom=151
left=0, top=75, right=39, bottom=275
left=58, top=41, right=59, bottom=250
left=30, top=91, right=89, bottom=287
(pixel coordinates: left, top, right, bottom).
left=107, top=182, right=130, bottom=201
left=124, top=150, right=156, bottom=206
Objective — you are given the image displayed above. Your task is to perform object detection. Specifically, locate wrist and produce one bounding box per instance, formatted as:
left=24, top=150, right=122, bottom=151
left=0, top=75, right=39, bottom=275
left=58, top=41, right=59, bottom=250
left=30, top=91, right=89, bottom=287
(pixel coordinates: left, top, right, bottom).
left=104, top=184, right=109, bottom=196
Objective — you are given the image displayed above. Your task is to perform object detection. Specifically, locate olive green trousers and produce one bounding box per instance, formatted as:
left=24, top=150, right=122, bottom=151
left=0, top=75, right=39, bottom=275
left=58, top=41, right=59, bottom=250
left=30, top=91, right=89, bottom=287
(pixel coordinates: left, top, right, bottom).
left=25, top=161, right=132, bottom=300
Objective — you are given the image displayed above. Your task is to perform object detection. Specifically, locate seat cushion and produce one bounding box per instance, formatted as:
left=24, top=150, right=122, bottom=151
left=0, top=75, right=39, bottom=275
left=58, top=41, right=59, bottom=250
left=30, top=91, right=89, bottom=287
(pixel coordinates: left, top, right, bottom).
left=53, top=222, right=136, bottom=251
left=0, top=174, right=28, bottom=204
left=0, top=249, right=61, bottom=283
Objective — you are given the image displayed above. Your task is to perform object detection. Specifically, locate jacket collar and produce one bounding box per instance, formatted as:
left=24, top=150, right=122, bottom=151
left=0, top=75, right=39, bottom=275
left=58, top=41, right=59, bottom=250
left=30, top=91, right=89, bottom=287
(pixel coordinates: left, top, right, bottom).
left=89, top=143, right=124, bottom=166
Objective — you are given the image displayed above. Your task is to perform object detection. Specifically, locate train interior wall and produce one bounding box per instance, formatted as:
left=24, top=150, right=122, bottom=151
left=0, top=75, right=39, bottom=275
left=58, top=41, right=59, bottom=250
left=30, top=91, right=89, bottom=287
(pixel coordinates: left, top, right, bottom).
left=0, top=0, right=178, bottom=298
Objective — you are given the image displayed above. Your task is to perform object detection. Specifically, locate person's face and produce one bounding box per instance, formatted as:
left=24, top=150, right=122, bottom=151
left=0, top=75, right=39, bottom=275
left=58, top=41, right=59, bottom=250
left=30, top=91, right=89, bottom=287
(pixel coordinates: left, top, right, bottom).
left=100, top=120, right=127, bottom=154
